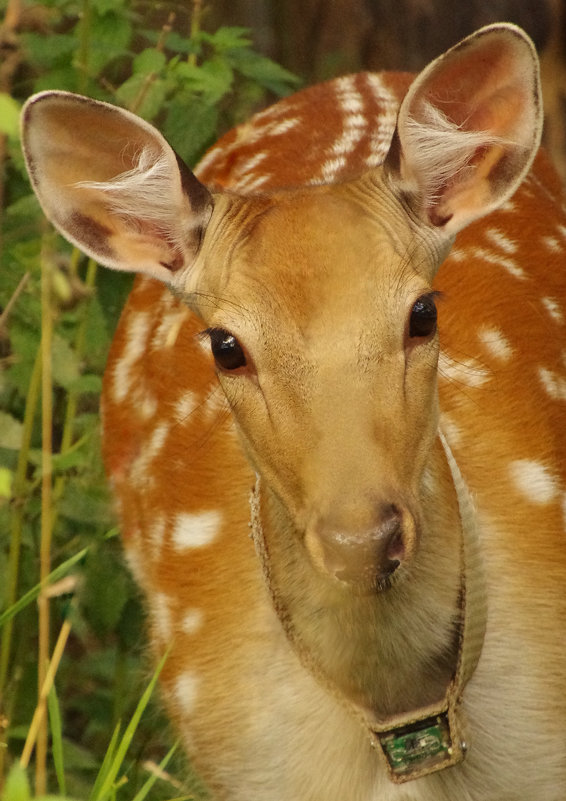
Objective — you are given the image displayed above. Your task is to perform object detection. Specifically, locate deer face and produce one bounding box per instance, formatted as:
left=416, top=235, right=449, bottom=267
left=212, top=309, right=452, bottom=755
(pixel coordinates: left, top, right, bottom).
left=189, top=178, right=447, bottom=589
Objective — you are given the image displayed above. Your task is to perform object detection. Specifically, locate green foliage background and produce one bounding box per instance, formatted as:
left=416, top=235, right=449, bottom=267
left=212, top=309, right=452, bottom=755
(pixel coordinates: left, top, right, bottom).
left=0, top=1, right=298, bottom=798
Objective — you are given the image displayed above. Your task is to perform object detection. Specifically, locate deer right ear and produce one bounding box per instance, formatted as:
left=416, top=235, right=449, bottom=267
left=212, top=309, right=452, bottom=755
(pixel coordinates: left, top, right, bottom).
left=385, top=23, right=542, bottom=236
left=21, top=91, right=213, bottom=285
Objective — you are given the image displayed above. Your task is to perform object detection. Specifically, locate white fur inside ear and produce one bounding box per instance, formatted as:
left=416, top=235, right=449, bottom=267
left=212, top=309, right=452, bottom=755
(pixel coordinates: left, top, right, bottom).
left=402, top=100, right=514, bottom=209
left=76, top=145, right=206, bottom=256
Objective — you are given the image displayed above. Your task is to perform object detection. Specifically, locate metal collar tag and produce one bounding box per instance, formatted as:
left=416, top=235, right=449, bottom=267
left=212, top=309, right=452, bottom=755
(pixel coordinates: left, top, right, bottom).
left=372, top=707, right=466, bottom=784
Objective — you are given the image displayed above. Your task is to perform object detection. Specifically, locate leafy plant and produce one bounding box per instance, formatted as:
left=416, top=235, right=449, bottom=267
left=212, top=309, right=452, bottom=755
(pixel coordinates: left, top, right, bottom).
left=0, top=0, right=299, bottom=798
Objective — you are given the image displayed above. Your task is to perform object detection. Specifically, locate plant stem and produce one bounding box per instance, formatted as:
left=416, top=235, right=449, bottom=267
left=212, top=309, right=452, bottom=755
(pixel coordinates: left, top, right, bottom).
left=20, top=614, right=73, bottom=770
left=52, top=257, right=98, bottom=514
left=76, top=0, right=92, bottom=94
left=0, top=0, right=23, bottom=261
left=188, top=0, right=203, bottom=67
left=36, top=234, right=55, bottom=795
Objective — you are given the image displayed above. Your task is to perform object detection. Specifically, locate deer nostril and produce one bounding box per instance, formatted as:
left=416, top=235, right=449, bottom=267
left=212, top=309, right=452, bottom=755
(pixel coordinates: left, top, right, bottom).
left=308, top=504, right=409, bottom=589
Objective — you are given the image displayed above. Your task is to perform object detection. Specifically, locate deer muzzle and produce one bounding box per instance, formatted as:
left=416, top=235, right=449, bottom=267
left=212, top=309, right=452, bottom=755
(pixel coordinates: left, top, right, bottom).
left=305, top=503, right=415, bottom=590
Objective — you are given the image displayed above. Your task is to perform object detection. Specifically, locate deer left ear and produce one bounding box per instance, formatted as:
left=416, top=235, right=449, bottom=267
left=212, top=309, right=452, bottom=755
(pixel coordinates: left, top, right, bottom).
left=385, top=23, right=542, bottom=236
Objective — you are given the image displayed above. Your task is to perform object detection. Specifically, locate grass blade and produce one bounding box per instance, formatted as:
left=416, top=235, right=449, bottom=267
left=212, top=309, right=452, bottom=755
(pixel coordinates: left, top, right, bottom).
left=91, top=648, right=169, bottom=801
left=47, top=682, right=66, bottom=796
left=130, top=742, right=178, bottom=801
left=88, top=721, right=122, bottom=801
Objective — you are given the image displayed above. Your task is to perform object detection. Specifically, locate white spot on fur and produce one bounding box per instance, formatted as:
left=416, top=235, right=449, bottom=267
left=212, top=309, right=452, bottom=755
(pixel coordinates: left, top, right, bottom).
left=445, top=247, right=466, bottom=262
left=541, top=296, right=564, bottom=324
left=174, top=391, right=199, bottom=423
left=125, top=538, right=146, bottom=584
left=365, top=74, right=402, bottom=167
left=153, top=593, right=173, bottom=641
left=320, top=155, right=347, bottom=182
left=472, top=247, right=525, bottom=279
left=172, top=510, right=222, bottom=550
left=173, top=671, right=200, bottom=715
left=131, top=422, right=170, bottom=486
left=542, top=235, right=563, bottom=252
left=150, top=515, right=167, bottom=559
left=478, top=327, right=513, bottom=362
left=181, top=608, right=204, bottom=635
left=140, top=394, right=158, bottom=420
left=538, top=367, right=566, bottom=401
left=439, top=414, right=463, bottom=447
left=509, top=459, right=559, bottom=504
left=268, top=117, right=300, bottom=136
left=438, top=351, right=491, bottom=387
left=485, top=228, right=518, bottom=254
left=151, top=309, right=188, bottom=350
left=113, top=312, right=152, bottom=403
left=236, top=172, right=271, bottom=192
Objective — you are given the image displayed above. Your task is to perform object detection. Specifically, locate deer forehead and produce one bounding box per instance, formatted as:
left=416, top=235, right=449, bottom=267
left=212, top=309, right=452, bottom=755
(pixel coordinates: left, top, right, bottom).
left=193, top=178, right=442, bottom=349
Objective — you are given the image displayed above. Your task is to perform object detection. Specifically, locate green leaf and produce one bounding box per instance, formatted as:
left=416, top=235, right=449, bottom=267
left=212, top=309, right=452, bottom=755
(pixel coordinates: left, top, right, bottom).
left=132, top=48, right=166, bottom=76
left=68, top=373, right=103, bottom=395
left=0, top=93, right=21, bottom=138
left=83, top=11, right=132, bottom=77
left=83, top=547, right=129, bottom=635
left=91, top=0, right=127, bottom=13
left=91, top=649, right=169, bottom=801
left=115, top=76, right=167, bottom=121
left=200, top=26, right=252, bottom=51
left=1, top=764, right=31, bottom=801
left=164, top=96, right=218, bottom=166
left=48, top=683, right=66, bottom=796
left=20, top=32, right=77, bottom=71
left=231, top=50, right=301, bottom=95
left=171, top=57, right=234, bottom=102
left=0, top=467, right=13, bottom=500
left=52, top=333, right=81, bottom=390
left=0, top=411, right=23, bottom=450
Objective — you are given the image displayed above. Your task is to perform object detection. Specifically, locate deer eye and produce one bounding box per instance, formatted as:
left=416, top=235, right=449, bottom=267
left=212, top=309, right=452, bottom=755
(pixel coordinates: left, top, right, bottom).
left=409, top=294, right=438, bottom=339
left=207, top=328, right=248, bottom=372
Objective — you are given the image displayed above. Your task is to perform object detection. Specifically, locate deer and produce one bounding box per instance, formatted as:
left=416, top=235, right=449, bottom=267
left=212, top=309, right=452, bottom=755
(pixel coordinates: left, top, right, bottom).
left=20, top=21, right=566, bottom=801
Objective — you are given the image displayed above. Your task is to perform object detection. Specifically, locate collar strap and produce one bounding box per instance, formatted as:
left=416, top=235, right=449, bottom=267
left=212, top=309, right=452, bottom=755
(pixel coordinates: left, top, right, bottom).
left=249, top=429, right=487, bottom=785
left=368, top=429, right=487, bottom=783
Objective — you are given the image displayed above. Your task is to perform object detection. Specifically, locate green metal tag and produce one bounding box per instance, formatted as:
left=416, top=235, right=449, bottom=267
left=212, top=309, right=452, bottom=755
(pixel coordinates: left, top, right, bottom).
left=375, top=712, right=465, bottom=783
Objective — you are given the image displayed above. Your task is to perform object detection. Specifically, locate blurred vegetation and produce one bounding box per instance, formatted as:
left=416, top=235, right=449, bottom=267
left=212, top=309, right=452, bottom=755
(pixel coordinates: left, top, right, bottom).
left=0, top=1, right=298, bottom=798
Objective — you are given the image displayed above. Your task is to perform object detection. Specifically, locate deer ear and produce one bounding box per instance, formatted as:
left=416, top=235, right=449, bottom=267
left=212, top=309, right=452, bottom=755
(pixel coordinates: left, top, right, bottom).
left=21, top=91, right=213, bottom=285
left=385, top=24, right=542, bottom=236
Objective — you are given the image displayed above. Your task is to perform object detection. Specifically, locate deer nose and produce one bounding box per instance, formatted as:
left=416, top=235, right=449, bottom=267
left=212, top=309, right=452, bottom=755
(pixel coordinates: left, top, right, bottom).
left=305, top=504, right=408, bottom=589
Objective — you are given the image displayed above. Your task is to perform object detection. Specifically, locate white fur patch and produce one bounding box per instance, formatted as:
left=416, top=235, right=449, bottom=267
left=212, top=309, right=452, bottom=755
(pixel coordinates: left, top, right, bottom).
left=438, top=351, right=491, bottom=387
left=112, top=311, right=152, bottom=403
left=439, top=413, right=463, bottom=447
left=172, top=510, right=222, bottom=550
left=484, top=228, right=518, bottom=254
left=153, top=592, right=173, bottom=641
left=173, top=671, right=200, bottom=715
left=181, top=608, right=204, bottom=635
left=471, top=246, right=526, bottom=279
left=174, top=391, right=199, bottom=423
left=478, top=327, right=514, bottom=362
left=538, top=367, right=566, bottom=401
left=509, top=459, right=559, bottom=504
left=541, top=296, right=564, bottom=325
left=542, top=235, right=563, bottom=253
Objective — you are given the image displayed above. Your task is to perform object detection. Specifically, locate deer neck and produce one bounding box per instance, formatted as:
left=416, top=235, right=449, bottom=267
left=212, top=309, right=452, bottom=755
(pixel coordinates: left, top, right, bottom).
left=250, top=433, right=474, bottom=725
